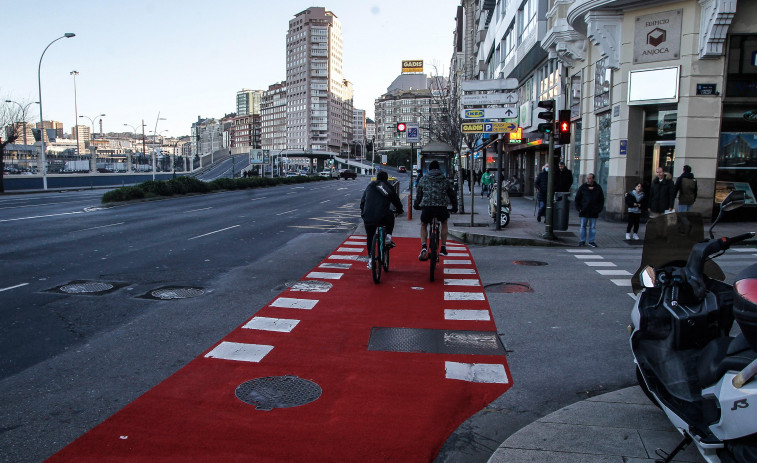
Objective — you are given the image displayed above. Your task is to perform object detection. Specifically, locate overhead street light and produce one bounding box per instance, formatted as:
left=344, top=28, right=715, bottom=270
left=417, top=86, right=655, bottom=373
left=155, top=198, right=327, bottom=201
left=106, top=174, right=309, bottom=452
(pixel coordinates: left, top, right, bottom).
left=4, top=99, right=39, bottom=145
left=38, top=32, right=76, bottom=189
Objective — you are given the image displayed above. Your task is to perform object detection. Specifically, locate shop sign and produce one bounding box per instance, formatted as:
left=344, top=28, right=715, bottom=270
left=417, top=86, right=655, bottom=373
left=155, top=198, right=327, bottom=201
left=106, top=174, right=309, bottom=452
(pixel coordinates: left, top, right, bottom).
left=633, top=9, right=682, bottom=64
left=402, top=60, right=423, bottom=73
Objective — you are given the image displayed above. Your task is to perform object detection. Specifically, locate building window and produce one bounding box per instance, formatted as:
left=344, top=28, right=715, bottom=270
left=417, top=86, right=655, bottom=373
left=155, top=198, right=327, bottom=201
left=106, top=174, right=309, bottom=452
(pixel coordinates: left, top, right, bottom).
left=594, top=58, right=611, bottom=111
left=596, top=112, right=611, bottom=193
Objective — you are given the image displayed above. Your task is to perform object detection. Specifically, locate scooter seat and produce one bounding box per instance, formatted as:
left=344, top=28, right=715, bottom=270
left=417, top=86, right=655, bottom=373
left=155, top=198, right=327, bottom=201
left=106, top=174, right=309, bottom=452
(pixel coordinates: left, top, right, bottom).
left=697, top=335, right=757, bottom=388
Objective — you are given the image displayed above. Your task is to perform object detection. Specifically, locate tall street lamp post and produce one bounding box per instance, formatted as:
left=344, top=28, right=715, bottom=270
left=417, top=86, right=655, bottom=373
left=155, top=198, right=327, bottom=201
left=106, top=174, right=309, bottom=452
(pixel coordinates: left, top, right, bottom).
left=152, top=113, right=166, bottom=180
left=4, top=100, right=39, bottom=145
left=70, top=71, right=80, bottom=157
left=38, top=33, right=75, bottom=189
left=80, top=113, right=105, bottom=172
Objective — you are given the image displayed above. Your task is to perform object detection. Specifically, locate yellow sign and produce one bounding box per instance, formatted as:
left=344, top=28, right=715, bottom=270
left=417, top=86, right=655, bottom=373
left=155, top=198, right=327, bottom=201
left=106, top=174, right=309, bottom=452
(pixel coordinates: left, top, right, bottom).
left=402, top=60, right=423, bottom=73
left=461, top=122, right=519, bottom=134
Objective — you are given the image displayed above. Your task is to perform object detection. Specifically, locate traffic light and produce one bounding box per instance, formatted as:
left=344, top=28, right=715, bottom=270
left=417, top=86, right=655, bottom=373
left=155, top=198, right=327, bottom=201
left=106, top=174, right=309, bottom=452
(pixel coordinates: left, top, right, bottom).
left=396, top=122, right=407, bottom=132
left=537, top=99, right=555, bottom=134
left=557, top=110, right=571, bottom=144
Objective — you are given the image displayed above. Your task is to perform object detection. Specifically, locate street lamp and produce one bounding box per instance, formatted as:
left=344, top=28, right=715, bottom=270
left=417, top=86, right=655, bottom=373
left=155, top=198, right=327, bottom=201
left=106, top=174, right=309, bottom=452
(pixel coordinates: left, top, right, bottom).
left=4, top=100, right=39, bottom=145
left=152, top=113, right=166, bottom=180
left=38, top=32, right=76, bottom=189
left=70, top=71, right=80, bottom=156
left=79, top=114, right=105, bottom=141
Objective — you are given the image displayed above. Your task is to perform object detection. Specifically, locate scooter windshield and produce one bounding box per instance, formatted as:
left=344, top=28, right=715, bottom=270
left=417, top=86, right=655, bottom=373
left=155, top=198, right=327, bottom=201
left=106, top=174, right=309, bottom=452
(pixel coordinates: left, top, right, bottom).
left=631, top=212, right=725, bottom=293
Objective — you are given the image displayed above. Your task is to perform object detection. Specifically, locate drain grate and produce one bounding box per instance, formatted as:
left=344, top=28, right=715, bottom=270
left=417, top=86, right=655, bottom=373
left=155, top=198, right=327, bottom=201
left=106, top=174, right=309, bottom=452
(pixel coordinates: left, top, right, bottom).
left=513, top=260, right=548, bottom=266
left=148, top=287, right=205, bottom=300
left=486, top=282, right=533, bottom=293
left=46, top=280, right=127, bottom=296
left=368, top=327, right=506, bottom=356
left=235, top=376, right=322, bottom=411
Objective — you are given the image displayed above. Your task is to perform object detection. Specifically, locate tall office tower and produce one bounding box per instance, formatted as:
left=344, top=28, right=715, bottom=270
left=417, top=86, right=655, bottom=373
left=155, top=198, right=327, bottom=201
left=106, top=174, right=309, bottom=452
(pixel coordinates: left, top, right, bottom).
left=237, top=89, right=263, bottom=116
left=286, top=7, right=353, bottom=153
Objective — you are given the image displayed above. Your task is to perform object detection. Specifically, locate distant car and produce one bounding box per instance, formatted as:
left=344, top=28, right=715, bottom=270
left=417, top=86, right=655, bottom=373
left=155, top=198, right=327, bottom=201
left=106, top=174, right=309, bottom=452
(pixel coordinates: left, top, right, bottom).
left=286, top=172, right=300, bottom=177
left=319, top=170, right=334, bottom=178
left=397, top=166, right=407, bottom=173
left=339, top=169, right=357, bottom=180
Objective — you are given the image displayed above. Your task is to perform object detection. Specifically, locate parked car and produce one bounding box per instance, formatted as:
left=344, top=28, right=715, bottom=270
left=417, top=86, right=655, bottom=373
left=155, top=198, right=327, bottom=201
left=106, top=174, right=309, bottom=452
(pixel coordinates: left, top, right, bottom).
left=339, top=169, right=357, bottom=180
left=397, top=166, right=407, bottom=173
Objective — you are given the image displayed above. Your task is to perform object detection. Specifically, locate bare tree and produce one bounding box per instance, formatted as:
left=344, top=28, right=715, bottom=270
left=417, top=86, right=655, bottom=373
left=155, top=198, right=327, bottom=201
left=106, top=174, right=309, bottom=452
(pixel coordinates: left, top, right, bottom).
left=0, top=101, right=27, bottom=193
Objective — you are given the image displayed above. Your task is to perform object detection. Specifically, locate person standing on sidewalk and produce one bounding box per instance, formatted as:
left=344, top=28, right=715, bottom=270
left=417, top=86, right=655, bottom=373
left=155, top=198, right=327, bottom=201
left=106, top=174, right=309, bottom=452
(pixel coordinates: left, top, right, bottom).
left=555, top=161, right=573, bottom=193
left=648, top=167, right=675, bottom=218
left=481, top=170, right=492, bottom=198
left=575, top=173, right=604, bottom=247
left=535, top=164, right=549, bottom=222
left=675, top=165, right=697, bottom=212
left=625, top=183, right=646, bottom=240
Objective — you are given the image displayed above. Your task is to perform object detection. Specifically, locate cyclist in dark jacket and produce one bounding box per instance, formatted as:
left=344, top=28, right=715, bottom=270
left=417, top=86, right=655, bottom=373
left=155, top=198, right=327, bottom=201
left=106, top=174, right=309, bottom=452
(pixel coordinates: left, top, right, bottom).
left=413, top=160, right=457, bottom=260
left=360, top=171, right=404, bottom=257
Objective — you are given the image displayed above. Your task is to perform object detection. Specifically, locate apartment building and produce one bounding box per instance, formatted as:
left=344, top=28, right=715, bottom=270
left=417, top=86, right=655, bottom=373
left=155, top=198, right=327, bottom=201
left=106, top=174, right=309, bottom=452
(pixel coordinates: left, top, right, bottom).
left=237, top=89, right=263, bottom=116
left=374, top=74, right=439, bottom=150
left=231, top=114, right=261, bottom=153
left=285, top=7, right=353, bottom=154
left=261, top=81, right=287, bottom=152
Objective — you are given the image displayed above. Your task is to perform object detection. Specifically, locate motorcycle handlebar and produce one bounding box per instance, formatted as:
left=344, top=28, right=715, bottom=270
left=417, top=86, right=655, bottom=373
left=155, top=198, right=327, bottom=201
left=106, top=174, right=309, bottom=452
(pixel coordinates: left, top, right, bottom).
left=684, top=231, right=755, bottom=299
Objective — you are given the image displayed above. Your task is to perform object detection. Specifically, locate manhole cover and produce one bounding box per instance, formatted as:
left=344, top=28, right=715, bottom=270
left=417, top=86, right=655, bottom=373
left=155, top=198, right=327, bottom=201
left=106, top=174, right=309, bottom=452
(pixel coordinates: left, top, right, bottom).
left=486, top=282, right=533, bottom=293
left=150, top=287, right=205, bottom=300
left=60, top=282, right=115, bottom=293
left=235, top=376, right=322, bottom=411
left=513, top=260, right=548, bottom=266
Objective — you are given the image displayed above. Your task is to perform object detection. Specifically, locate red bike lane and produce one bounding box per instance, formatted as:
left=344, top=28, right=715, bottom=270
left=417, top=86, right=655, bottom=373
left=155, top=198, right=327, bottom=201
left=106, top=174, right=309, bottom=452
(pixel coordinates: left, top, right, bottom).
left=48, top=236, right=512, bottom=462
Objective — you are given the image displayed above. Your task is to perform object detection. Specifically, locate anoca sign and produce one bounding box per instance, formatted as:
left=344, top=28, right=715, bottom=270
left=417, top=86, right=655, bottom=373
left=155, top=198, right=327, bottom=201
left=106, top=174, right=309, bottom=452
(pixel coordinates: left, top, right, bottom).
left=633, top=9, right=682, bottom=64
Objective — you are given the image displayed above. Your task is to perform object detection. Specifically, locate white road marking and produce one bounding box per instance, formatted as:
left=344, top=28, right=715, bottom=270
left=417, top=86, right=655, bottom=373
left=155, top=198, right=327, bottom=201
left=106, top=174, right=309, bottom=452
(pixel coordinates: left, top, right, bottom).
left=566, top=249, right=593, bottom=253
left=0, top=283, right=29, bottom=292
left=188, top=225, right=240, bottom=240
left=306, top=272, right=343, bottom=280
left=447, top=245, right=467, bottom=250
left=444, top=292, right=485, bottom=301
left=445, top=252, right=469, bottom=257
left=574, top=255, right=604, bottom=259
left=243, top=317, right=299, bottom=333
left=444, top=268, right=476, bottom=274
left=343, top=241, right=364, bottom=246
left=444, top=279, right=480, bottom=286
left=732, top=248, right=757, bottom=252
left=445, top=361, right=509, bottom=384
left=611, top=279, right=633, bottom=287
left=72, top=222, right=124, bottom=232
left=186, top=207, right=212, bottom=212
left=444, top=309, right=490, bottom=321
left=276, top=209, right=298, bottom=215
left=584, top=262, right=616, bottom=267
left=444, top=259, right=472, bottom=265
left=596, top=269, right=632, bottom=276
left=270, top=297, right=318, bottom=310
left=290, top=281, right=332, bottom=292
left=628, top=292, right=639, bottom=300
left=337, top=247, right=363, bottom=253
left=319, top=263, right=351, bottom=269
left=327, top=254, right=363, bottom=261
left=0, top=211, right=84, bottom=223
left=204, top=342, right=273, bottom=363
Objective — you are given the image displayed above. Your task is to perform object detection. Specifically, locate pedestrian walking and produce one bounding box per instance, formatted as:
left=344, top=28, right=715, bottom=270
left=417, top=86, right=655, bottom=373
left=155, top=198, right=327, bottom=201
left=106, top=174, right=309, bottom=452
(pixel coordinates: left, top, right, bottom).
left=555, top=161, right=573, bottom=193
left=648, top=167, right=675, bottom=218
left=575, top=173, right=604, bottom=247
left=535, top=164, right=549, bottom=222
left=625, top=183, right=646, bottom=240
left=481, top=170, right=492, bottom=197
left=675, top=165, right=697, bottom=212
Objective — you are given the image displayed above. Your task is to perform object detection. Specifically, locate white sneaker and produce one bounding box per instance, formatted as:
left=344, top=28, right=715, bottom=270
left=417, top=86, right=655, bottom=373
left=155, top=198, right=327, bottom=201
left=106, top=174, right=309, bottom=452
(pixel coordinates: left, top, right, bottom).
left=367, top=260, right=373, bottom=270
left=625, top=233, right=631, bottom=240
left=632, top=233, right=640, bottom=240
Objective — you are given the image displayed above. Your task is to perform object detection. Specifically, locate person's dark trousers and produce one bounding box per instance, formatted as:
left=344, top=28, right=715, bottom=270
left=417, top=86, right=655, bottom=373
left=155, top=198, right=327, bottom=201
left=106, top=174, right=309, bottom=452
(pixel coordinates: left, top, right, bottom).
left=626, top=213, right=641, bottom=234
left=364, top=215, right=395, bottom=252
left=537, top=201, right=546, bottom=219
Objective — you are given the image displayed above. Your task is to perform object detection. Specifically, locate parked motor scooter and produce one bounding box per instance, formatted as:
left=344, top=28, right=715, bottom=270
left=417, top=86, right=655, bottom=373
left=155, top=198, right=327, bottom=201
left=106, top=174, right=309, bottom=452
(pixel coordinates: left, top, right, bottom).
left=488, top=181, right=511, bottom=227
left=630, top=190, right=757, bottom=462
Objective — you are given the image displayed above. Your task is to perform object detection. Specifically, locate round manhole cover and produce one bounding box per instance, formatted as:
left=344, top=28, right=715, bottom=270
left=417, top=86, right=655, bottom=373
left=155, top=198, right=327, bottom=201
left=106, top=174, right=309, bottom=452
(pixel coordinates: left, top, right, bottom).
left=486, top=282, right=533, bottom=293
left=60, top=282, right=114, bottom=294
left=235, top=376, right=322, bottom=411
left=151, top=287, right=205, bottom=299
left=513, top=260, right=548, bottom=266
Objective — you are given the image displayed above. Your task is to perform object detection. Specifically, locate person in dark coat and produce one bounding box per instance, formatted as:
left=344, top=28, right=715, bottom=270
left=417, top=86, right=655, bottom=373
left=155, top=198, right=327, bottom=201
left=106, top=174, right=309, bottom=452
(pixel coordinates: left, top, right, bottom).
left=360, top=171, right=404, bottom=267
left=648, top=167, right=675, bottom=218
left=675, top=165, right=697, bottom=212
left=555, top=161, right=573, bottom=193
left=535, top=164, right=549, bottom=222
left=574, top=173, right=604, bottom=247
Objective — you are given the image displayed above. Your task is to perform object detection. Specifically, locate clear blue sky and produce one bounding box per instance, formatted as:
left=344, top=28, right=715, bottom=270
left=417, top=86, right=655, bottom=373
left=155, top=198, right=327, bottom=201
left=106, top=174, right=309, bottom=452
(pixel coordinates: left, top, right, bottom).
left=3, top=0, right=459, bottom=138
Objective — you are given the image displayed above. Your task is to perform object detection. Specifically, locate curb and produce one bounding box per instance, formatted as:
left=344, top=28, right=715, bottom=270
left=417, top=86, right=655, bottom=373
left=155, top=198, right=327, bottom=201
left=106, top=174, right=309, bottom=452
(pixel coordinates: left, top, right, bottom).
left=448, top=228, right=568, bottom=247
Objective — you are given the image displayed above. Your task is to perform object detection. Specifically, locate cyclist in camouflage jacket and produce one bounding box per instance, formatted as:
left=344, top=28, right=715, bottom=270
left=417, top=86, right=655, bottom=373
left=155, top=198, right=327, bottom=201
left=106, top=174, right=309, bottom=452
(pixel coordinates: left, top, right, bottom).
left=413, top=160, right=458, bottom=260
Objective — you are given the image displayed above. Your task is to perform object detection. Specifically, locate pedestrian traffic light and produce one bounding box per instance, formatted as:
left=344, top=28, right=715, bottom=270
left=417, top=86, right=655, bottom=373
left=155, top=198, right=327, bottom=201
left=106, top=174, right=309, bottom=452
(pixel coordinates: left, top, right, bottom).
left=557, top=110, right=571, bottom=144
left=396, top=122, right=407, bottom=132
left=537, top=99, right=555, bottom=134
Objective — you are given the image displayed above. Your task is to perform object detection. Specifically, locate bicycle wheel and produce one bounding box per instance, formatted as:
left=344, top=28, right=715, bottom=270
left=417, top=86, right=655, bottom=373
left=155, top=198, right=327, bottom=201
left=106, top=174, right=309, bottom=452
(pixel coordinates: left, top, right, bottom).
left=371, top=231, right=382, bottom=283
left=429, top=221, right=438, bottom=282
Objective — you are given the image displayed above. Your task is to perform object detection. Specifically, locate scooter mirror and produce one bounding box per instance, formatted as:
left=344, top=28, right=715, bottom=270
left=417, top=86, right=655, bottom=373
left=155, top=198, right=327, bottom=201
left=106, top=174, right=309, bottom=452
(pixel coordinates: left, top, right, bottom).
left=721, top=190, right=746, bottom=212
left=640, top=266, right=656, bottom=288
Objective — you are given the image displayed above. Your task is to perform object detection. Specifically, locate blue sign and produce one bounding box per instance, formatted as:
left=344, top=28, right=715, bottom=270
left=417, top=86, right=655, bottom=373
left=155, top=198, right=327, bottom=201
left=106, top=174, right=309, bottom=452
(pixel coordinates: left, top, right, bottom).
left=619, top=139, right=627, bottom=155
left=406, top=123, right=420, bottom=143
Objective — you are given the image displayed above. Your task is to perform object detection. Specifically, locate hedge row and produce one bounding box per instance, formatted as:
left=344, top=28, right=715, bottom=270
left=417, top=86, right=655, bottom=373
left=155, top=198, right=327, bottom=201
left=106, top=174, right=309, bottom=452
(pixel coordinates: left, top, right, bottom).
left=101, top=174, right=334, bottom=203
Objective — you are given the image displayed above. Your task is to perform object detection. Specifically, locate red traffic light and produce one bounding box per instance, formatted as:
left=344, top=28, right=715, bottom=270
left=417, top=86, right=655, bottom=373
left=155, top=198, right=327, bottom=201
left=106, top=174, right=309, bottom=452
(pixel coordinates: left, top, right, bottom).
left=559, top=121, right=569, bottom=132
left=396, top=122, right=407, bottom=132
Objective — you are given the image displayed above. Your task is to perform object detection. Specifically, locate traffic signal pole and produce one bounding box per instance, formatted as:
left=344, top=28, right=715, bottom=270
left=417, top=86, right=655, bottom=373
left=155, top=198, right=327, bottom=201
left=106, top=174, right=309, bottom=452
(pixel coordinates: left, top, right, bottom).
left=542, top=130, right=557, bottom=240
left=408, top=141, right=414, bottom=220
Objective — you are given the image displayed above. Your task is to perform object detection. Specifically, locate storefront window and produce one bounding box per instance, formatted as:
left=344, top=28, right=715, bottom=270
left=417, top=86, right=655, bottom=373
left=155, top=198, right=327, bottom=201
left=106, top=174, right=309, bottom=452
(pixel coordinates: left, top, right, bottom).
left=726, top=35, right=757, bottom=98
left=570, top=73, right=581, bottom=118
left=717, top=105, right=757, bottom=205
left=596, top=112, right=611, bottom=192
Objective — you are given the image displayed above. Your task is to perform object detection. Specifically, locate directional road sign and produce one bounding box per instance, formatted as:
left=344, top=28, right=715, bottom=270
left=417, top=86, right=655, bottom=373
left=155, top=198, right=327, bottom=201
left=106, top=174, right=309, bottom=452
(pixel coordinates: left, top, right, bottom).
left=461, top=122, right=519, bottom=134
left=406, top=123, right=420, bottom=143
left=462, top=78, right=519, bottom=91
left=461, top=92, right=518, bottom=106
left=461, top=107, right=518, bottom=120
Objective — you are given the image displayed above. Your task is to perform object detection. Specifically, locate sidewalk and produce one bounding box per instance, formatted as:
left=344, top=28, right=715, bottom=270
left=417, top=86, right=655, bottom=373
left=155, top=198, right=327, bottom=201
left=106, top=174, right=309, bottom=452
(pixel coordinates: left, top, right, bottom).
left=386, top=182, right=756, bottom=463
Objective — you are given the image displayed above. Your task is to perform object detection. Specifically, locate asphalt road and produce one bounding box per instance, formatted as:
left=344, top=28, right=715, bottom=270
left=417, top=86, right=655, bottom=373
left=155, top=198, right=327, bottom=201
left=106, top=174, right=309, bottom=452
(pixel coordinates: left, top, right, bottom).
left=0, top=177, right=368, bottom=462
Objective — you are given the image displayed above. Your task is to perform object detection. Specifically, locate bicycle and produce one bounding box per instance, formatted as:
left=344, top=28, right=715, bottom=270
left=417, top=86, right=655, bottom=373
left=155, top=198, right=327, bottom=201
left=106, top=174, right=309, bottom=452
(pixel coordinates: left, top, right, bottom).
left=369, top=225, right=389, bottom=283
left=428, top=217, right=441, bottom=282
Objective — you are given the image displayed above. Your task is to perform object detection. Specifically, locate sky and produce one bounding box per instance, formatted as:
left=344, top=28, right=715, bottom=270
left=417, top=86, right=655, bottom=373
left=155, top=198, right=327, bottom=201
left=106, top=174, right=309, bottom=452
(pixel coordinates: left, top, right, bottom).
left=3, top=0, right=460, bottom=139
